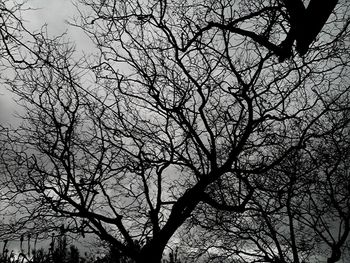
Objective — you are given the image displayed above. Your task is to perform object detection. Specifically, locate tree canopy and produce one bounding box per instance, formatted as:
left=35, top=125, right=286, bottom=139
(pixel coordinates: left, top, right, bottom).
left=1, top=0, right=350, bottom=262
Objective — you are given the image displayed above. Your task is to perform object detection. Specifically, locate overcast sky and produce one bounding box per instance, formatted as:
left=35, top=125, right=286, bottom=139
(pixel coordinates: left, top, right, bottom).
left=0, top=0, right=92, bottom=124
left=0, top=0, right=98, bottom=244
left=25, top=0, right=73, bottom=32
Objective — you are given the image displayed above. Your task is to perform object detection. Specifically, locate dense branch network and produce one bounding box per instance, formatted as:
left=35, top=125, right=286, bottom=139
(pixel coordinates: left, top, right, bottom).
left=0, top=0, right=349, bottom=263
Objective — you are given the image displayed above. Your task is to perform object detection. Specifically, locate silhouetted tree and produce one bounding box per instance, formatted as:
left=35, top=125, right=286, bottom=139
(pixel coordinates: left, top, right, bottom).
left=280, top=0, right=339, bottom=59
left=1, top=0, right=350, bottom=263
left=180, top=110, right=350, bottom=262
left=0, top=0, right=39, bottom=68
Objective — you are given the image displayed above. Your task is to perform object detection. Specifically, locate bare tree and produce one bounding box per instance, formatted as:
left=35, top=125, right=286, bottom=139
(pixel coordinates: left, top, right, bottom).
left=1, top=0, right=350, bottom=262
left=182, top=109, right=350, bottom=263
left=0, top=0, right=40, bottom=68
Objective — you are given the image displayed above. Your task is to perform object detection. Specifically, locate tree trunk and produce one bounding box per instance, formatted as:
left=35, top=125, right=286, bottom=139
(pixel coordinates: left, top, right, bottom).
left=135, top=244, right=165, bottom=263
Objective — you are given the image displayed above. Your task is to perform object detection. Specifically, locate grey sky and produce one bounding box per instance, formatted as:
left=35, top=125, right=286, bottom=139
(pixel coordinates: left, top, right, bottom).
left=1, top=2, right=98, bottom=254
left=24, top=0, right=92, bottom=50
left=0, top=0, right=92, bottom=124
left=25, top=0, right=73, bottom=32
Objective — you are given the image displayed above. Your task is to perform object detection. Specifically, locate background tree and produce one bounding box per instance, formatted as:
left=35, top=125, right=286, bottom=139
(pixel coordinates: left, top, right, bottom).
left=1, top=0, right=350, bottom=262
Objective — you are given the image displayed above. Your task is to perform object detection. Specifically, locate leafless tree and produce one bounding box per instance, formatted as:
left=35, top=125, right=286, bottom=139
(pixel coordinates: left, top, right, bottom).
left=0, top=0, right=40, bottom=68
left=181, top=108, right=350, bottom=263
left=1, top=0, right=350, bottom=262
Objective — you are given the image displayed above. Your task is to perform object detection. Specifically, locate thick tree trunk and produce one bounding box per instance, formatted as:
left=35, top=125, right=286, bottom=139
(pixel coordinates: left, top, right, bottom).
left=135, top=250, right=163, bottom=263
left=135, top=239, right=167, bottom=263
left=296, top=0, right=338, bottom=55
left=133, top=183, right=206, bottom=263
